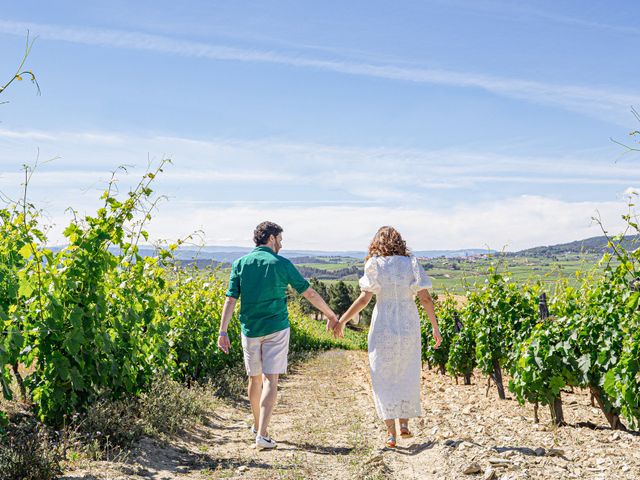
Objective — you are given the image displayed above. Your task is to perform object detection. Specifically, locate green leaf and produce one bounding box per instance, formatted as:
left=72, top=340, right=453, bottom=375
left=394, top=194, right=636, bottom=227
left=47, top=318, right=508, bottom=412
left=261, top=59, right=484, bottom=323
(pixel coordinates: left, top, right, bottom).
left=63, top=327, right=85, bottom=356
left=18, top=275, right=34, bottom=298
left=51, top=352, right=71, bottom=381
left=577, top=354, right=591, bottom=376
left=627, top=292, right=640, bottom=310
left=603, top=369, right=617, bottom=396
left=549, top=375, right=565, bottom=395
left=69, top=367, right=85, bottom=390
left=18, top=243, right=34, bottom=259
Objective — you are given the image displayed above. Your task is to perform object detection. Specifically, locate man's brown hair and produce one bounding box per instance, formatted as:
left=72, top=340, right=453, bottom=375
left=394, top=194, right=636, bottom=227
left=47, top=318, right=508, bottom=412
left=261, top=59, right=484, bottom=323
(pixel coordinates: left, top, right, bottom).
left=254, top=221, right=283, bottom=246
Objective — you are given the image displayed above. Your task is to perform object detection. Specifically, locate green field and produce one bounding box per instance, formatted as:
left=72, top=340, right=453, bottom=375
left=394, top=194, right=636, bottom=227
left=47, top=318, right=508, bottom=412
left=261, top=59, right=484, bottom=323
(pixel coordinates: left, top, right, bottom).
left=297, top=253, right=607, bottom=295
left=297, top=262, right=354, bottom=271
left=211, top=252, right=608, bottom=296
left=420, top=253, right=605, bottom=294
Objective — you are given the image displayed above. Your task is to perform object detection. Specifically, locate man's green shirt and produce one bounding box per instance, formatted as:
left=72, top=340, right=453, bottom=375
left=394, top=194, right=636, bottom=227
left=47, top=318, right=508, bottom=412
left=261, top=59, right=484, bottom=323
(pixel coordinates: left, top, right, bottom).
left=226, top=246, right=310, bottom=337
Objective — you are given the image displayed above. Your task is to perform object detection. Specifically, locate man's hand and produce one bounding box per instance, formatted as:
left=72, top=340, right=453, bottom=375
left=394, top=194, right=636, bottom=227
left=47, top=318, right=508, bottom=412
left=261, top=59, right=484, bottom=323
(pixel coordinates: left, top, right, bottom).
left=333, top=320, right=346, bottom=339
left=433, top=330, right=442, bottom=349
left=218, top=332, right=231, bottom=354
left=325, top=313, right=339, bottom=333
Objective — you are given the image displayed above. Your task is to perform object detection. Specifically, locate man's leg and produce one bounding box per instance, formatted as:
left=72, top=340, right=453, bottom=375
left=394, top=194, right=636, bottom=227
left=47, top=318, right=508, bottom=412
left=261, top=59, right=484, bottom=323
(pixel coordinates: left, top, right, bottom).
left=258, top=373, right=279, bottom=437
left=248, top=375, right=263, bottom=429
left=241, top=334, right=263, bottom=431
left=257, top=328, right=289, bottom=439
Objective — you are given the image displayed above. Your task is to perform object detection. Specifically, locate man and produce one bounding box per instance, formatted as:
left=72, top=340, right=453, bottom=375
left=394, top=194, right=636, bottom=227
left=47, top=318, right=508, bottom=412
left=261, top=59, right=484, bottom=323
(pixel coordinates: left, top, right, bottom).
left=217, top=221, right=339, bottom=450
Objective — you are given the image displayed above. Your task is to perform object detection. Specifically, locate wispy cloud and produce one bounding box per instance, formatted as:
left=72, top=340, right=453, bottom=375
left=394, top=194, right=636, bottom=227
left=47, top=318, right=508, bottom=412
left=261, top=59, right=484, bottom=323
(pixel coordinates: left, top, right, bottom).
left=1, top=127, right=638, bottom=195
left=428, top=0, right=640, bottom=36
left=0, top=127, right=633, bottom=249
left=0, top=19, right=638, bottom=124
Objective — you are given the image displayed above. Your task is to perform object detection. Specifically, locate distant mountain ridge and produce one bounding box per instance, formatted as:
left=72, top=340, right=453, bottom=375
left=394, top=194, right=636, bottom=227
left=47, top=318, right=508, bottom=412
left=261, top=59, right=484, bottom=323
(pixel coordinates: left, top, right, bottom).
left=51, top=235, right=638, bottom=263
left=160, top=234, right=639, bottom=263
left=515, top=234, right=640, bottom=256
left=144, top=246, right=495, bottom=263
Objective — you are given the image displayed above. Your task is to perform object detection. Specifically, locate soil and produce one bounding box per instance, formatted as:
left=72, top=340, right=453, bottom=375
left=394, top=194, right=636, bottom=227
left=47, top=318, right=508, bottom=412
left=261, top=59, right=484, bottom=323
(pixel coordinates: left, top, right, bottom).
left=62, top=350, right=640, bottom=479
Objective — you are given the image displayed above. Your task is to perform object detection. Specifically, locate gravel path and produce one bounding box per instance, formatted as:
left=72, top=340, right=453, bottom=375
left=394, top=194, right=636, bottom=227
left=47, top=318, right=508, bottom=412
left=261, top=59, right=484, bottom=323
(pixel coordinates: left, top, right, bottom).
left=62, top=350, right=640, bottom=479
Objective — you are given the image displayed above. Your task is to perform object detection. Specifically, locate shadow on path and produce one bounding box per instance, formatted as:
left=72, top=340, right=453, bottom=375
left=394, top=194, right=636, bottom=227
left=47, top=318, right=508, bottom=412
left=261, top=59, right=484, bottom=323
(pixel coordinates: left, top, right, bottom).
left=389, top=440, right=435, bottom=456
left=278, top=440, right=354, bottom=456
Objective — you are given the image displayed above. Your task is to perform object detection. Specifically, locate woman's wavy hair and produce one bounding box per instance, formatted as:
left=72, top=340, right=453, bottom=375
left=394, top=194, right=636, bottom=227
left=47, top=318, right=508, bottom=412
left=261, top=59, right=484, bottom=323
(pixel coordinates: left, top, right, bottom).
left=366, top=226, right=410, bottom=260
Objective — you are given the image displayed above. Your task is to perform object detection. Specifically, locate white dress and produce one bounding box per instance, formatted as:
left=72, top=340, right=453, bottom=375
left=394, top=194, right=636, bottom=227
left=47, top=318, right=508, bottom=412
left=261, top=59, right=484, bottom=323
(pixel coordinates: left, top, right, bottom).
left=359, top=255, right=432, bottom=420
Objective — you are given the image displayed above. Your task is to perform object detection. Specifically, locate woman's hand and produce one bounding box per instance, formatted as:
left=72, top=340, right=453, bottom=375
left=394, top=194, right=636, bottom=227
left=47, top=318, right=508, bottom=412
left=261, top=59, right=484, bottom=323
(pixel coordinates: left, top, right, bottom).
left=433, top=329, right=442, bottom=349
left=333, top=319, right=346, bottom=339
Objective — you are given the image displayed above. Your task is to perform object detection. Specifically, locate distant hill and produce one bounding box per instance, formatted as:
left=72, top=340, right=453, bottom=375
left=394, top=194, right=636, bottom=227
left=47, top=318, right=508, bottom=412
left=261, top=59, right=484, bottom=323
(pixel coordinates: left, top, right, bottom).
left=50, top=235, right=640, bottom=263
left=136, top=246, right=495, bottom=263
left=516, top=235, right=640, bottom=256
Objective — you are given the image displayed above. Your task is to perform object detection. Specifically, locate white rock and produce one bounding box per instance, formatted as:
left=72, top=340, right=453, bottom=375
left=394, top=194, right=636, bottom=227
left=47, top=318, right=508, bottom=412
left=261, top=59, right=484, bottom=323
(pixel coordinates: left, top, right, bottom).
left=462, top=462, right=482, bottom=475
left=238, top=465, right=249, bottom=473
left=483, top=467, right=496, bottom=480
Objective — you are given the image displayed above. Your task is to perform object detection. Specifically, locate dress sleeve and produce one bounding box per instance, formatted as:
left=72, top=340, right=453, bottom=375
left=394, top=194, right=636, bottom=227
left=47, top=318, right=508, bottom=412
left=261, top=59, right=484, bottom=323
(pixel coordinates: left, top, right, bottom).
left=410, top=256, right=432, bottom=294
left=359, top=257, right=381, bottom=294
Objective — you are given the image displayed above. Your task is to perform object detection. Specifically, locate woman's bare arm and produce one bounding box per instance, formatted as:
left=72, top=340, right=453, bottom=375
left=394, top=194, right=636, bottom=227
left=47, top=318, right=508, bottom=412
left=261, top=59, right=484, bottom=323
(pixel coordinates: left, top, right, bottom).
left=334, top=291, right=373, bottom=337
left=417, top=289, right=442, bottom=348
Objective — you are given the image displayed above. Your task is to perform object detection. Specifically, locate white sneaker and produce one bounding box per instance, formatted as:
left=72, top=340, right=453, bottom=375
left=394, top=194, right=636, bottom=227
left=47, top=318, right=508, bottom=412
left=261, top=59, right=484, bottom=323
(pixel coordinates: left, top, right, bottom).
left=255, top=434, right=277, bottom=450
left=251, top=425, right=257, bottom=435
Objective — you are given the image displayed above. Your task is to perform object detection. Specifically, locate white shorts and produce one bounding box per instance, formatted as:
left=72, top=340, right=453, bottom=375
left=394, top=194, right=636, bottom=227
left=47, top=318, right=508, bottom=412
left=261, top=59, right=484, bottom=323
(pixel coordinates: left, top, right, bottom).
left=241, top=327, right=290, bottom=376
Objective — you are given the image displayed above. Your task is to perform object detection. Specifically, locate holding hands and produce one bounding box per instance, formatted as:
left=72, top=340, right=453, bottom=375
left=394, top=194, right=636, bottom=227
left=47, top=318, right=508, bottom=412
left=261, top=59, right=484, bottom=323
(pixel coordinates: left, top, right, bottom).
left=325, top=312, right=340, bottom=335
left=333, top=317, right=347, bottom=339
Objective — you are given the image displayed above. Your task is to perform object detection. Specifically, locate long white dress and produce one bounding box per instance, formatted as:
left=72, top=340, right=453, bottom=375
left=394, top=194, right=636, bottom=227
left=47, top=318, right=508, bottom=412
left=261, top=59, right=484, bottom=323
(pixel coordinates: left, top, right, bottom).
left=359, top=255, right=432, bottom=420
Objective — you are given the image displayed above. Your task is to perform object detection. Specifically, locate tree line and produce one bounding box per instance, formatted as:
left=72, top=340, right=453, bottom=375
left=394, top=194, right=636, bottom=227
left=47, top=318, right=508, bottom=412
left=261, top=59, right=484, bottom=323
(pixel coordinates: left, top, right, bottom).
left=290, top=278, right=374, bottom=326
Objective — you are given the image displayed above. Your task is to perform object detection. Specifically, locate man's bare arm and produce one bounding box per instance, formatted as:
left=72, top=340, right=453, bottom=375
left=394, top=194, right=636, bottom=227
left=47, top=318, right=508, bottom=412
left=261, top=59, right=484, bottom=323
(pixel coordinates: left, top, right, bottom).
left=302, top=287, right=339, bottom=330
left=218, top=296, right=237, bottom=354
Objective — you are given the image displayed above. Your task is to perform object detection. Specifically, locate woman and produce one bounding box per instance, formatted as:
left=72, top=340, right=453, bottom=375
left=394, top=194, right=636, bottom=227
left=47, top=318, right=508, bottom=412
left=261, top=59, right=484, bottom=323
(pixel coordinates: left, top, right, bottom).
left=335, top=226, right=441, bottom=448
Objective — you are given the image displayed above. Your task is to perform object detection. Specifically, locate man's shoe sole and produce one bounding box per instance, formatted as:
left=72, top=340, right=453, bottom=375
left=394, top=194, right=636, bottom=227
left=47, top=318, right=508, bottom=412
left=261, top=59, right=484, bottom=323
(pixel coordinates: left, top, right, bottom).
left=256, top=443, right=277, bottom=450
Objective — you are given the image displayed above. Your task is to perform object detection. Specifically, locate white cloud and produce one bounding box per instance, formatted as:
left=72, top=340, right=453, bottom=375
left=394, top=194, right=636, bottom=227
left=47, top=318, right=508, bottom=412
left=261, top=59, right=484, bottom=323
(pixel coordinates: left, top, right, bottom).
left=1, top=127, right=638, bottom=185
left=148, top=195, right=632, bottom=251
left=0, top=127, right=636, bottom=250
left=33, top=193, right=631, bottom=251
left=0, top=19, right=638, bottom=123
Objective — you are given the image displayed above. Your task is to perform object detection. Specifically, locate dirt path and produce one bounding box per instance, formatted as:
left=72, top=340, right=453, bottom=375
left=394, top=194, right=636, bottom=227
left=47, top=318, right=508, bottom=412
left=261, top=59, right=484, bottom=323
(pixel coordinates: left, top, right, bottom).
left=62, top=350, right=640, bottom=479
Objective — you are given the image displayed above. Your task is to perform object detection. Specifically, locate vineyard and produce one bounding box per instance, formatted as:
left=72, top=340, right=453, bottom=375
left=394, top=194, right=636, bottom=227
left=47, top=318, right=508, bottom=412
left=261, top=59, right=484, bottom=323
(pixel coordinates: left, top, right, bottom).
left=421, top=223, right=640, bottom=432
left=1, top=53, right=640, bottom=480
left=0, top=164, right=366, bottom=438
left=0, top=158, right=639, bottom=479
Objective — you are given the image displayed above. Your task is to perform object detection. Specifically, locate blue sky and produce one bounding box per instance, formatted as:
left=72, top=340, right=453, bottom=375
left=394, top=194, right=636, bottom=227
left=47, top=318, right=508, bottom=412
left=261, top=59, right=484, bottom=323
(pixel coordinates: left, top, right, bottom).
left=0, top=1, right=639, bottom=250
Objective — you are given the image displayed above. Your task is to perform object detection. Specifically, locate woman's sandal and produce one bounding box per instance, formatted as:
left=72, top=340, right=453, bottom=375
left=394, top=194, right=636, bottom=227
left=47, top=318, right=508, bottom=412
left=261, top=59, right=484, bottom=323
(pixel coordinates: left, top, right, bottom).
left=399, top=423, right=413, bottom=439
left=385, top=434, right=397, bottom=448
